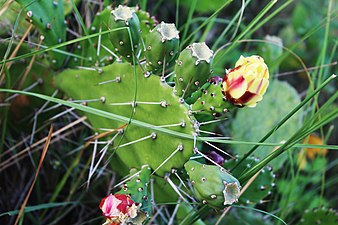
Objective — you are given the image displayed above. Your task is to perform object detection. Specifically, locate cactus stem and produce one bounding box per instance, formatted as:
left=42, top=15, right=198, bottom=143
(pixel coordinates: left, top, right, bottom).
left=115, top=133, right=157, bottom=149
left=204, top=141, right=235, bottom=159
left=152, top=145, right=182, bottom=175
left=96, top=77, right=121, bottom=86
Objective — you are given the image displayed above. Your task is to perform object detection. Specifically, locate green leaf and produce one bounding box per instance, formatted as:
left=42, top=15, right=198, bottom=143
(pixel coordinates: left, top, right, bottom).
left=0, top=202, right=77, bottom=217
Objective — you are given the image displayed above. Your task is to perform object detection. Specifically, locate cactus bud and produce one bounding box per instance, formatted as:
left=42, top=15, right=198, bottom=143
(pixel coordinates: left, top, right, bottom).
left=109, top=5, right=141, bottom=61
left=185, top=160, right=241, bottom=209
left=145, top=21, right=180, bottom=74
left=190, top=76, right=231, bottom=117
left=174, top=42, right=213, bottom=99
left=222, top=55, right=269, bottom=108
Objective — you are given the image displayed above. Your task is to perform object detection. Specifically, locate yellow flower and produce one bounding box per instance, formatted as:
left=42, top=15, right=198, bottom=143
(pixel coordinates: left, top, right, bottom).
left=222, top=55, right=269, bottom=107
left=297, top=134, right=328, bottom=170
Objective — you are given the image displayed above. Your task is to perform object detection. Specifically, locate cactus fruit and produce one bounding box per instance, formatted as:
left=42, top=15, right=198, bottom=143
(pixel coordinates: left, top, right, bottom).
left=145, top=22, right=180, bottom=74
left=184, top=160, right=241, bottom=209
left=55, top=63, right=195, bottom=176
left=190, top=76, right=231, bottom=118
left=117, top=165, right=152, bottom=216
left=298, top=207, right=338, bottom=225
left=16, top=0, right=67, bottom=68
left=174, top=42, right=213, bottom=99
left=109, top=5, right=141, bottom=61
left=224, top=157, right=275, bottom=205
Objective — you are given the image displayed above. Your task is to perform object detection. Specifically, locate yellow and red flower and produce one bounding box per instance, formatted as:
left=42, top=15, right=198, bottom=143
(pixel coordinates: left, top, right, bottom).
left=222, top=55, right=269, bottom=107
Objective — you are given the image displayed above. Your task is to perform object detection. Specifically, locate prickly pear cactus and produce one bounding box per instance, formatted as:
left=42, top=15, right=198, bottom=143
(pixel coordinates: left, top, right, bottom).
left=189, top=76, right=231, bottom=117
left=298, top=207, right=338, bottom=225
left=224, top=157, right=275, bottom=205
left=184, top=160, right=241, bottom=209
left=15, top=0, right=67, bottom=68
left=53, top=4, right=273, bottom=215
left=117, top=165, right=152, bottom=216
left=145, top=22, right=180, bottom=74
left=54, top=63, right=195, bottom=176
left=174, top=42, right=213, bottom=99
left=109, top=5, right=141, bottom=61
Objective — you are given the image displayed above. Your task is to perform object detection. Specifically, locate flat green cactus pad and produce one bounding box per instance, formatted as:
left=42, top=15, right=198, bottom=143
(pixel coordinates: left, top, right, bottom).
left=55, top=63, right=194, bottom=176
left=224, top=157, right=275, bottom=205
left=230, top=80, right=302, bottom=169
left=298, top=207, right=338, bottom=225
left=16, top=0, right=67, bottom=67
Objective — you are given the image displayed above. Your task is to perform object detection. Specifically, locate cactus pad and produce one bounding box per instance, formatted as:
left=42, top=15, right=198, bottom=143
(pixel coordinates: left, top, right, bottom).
left=55, top=63, right=195, bottom=176
left=184, top=160, right=241, bottom=209
left=298, top=207, right=338, bottom=225
left=190, top=76, right=231, bottom=117
left=145, top=22, right=180, bottom=74
left=16, top=0, right=67, bottom=68
left=174, top=42, right=213, bottom=98
left=224, top=157, right=275, bottom=205
left=109, top=5, right=141, bottom=61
